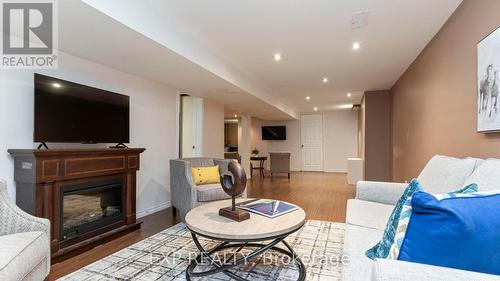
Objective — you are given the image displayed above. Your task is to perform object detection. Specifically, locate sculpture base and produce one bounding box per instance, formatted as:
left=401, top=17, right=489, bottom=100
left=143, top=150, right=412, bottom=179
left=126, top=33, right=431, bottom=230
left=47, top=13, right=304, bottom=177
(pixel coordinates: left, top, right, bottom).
left=219, top=207, right=250, bottom=222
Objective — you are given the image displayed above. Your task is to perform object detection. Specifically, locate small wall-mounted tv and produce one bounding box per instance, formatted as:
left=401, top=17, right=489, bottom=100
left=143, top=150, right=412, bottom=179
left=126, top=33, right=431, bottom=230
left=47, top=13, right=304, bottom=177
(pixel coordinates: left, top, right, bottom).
left=34, top=74, right=130, bottom=143
left=262, top=126, right=286, bottom=140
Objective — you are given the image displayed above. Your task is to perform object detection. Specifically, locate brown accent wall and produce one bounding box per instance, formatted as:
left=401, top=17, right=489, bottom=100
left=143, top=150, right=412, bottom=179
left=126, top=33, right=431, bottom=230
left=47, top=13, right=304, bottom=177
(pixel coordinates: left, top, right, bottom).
left=364, top=91, right=392, bottom=181
left=391, top=0, right=500, bottom=182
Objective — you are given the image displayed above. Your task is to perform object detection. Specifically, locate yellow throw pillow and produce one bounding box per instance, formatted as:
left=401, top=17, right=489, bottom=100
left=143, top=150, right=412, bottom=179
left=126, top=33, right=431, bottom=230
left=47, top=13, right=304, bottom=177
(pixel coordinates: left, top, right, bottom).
left=191, top=166, right=221, bottom=185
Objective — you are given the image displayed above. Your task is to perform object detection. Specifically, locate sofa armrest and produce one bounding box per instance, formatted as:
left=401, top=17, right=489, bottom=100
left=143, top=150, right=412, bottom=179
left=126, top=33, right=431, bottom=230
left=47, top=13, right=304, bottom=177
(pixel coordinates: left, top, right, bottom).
left=356, top=181, right=408, bottom=205
left=0, top=179, right=50, bottom=237
left=372, top=259, right=500, bottom=281
left=214, top=158, right=233, bottom=176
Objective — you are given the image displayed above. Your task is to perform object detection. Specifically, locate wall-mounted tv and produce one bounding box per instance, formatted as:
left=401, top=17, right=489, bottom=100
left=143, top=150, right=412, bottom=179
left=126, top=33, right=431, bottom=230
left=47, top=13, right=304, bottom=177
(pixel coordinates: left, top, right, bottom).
left=34, top=74, right=130, bottom=143
left=262, top=126, right=286, bottom=140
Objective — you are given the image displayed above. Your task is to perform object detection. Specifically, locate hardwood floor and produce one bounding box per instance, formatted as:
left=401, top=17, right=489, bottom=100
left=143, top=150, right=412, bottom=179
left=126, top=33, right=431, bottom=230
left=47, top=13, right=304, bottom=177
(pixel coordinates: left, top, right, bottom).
left=248, top=171, right=355, bottom=222
left=49, top=171, right=354, bottom=280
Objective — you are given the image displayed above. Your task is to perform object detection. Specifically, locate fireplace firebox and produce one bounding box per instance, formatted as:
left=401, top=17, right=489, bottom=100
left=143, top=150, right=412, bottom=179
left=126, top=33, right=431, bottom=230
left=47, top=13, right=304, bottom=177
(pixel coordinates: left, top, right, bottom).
left=61, top=177, right=123, bottom=241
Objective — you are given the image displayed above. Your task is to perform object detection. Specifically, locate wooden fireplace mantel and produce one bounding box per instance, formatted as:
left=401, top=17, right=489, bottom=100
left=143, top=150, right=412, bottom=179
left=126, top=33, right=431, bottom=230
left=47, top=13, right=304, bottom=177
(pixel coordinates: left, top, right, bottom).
left=8, top=148, right=145, bottom=260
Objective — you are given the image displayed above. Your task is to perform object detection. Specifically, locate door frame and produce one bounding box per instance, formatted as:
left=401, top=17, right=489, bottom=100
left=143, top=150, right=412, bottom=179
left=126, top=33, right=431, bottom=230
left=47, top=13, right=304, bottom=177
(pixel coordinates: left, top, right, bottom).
left=300, top=113, right=325, bottom=172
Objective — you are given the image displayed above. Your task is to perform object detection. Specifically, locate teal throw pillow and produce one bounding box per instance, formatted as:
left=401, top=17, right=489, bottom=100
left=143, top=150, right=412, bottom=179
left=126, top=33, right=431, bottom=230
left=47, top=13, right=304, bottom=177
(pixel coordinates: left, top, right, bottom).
left=365, top=179, right=422, bottom=260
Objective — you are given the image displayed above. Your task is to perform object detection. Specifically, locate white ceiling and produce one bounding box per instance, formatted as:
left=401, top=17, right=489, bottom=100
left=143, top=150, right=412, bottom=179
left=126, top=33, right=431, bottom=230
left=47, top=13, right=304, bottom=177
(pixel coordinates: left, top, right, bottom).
left=58, top=0, right=296, bottom=120
left=61, top=0, right=462, bottom=119
left=160, top=0, right=462, bottom=112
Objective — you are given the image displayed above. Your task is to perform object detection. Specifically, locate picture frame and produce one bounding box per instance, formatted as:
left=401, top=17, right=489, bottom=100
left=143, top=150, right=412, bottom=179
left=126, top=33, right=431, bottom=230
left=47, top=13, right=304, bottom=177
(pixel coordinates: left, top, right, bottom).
left=477, top=26, right=500, bottom=133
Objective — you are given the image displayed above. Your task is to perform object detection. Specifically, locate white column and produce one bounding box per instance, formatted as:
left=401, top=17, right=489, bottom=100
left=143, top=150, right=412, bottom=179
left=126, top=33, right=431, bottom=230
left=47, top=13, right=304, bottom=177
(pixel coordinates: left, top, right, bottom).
left=239, top=113, right=251, bottom=179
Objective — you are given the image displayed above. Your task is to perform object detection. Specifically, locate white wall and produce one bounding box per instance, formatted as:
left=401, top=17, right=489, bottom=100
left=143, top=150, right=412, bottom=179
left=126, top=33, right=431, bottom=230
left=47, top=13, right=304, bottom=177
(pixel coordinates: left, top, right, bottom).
left=202, top=99, right=224, bottom=158
left=261, top=111, right=358, bottom=173
left=264, top=120, right=302, bottom=171
left=324, top=111, right=359, bottom=172
left=250, top=117, right=269, bottom=169
left=0, top=51, right=179, bottom=217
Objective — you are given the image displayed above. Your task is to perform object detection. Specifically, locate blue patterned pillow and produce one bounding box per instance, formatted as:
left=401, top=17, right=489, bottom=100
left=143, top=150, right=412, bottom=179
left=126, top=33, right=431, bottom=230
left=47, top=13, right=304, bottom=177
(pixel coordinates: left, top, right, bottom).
left=365, top=179, right=423, bottom=260
left=387, top=183, right=478, bottom=259
left=397, top=189, right=499, bottom=275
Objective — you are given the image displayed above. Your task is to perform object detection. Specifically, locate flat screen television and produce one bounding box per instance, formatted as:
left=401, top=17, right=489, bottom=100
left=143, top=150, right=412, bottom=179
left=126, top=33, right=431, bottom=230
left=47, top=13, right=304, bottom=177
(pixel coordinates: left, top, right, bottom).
left=262, top=126, right=286, bottom=140
left=34, top=74, right=130, bottom=143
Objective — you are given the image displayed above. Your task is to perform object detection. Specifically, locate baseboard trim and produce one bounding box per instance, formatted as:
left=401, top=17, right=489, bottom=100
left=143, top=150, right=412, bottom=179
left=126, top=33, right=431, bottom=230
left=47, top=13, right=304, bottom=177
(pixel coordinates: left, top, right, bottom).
left=136, top=201, right=171, bottom=218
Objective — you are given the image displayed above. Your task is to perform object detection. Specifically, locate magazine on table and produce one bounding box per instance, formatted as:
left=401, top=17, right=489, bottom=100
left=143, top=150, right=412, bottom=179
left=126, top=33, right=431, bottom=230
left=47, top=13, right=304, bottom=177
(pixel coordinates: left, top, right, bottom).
left=236, top=199, right=298, bottom=218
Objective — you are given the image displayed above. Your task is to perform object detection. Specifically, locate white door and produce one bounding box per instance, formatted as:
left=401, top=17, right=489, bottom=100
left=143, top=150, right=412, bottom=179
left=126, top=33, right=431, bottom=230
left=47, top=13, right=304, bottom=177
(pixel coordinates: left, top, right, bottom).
left=301, top=114, right=324, bottom=171
left=181, top=95, right=203, bottom=158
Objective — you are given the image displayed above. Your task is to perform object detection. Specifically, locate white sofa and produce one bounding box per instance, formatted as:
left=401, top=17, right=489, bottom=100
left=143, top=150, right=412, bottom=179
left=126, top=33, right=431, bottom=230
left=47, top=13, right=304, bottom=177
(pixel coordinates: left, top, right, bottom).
left=342, top=155, right=500, bottom=281
left=0, top=179, right=50, bottom=281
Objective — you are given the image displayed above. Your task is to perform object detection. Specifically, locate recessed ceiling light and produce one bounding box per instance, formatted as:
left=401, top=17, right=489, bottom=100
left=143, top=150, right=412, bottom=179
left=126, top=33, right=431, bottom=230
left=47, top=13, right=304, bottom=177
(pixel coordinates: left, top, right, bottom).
left=335, top=103, right=354, bottom=109
left=322, top=77, right=328, bottom=83
left=352, top=42, right=361, bottom=50
left=234, top=114, right=238, bottom=118
left=274, top=53, right=282, bottom=61
left=306, top=96, right=310, bottom=100
left=52, top=83, right=62, bottom=88
left=313, top=107, right=318, bottom=111
left=347, top=92, right=352, bottom=97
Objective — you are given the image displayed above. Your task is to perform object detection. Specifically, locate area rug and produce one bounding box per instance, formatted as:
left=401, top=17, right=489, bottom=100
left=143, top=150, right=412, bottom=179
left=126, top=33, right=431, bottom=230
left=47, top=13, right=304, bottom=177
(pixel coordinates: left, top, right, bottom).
left=59, top=220, right=346, bottom=281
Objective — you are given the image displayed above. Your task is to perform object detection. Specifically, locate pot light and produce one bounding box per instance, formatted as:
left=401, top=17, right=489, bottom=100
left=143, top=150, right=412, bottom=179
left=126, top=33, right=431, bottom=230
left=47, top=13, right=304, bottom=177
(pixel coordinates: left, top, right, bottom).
left=52, top=83, right=62, bottom=88
left=234, top=114, right=238, bottom=118
left=335, top=103, right=354, bottom=109
left=313, top=107, right=318, bottom=111
left=274, top=53, right=282, bottom=61
left=347, top=92, right=352, bottom=97
left=306, top=96, right=310, bottom=100
left=322, top=77, right=328, bottom=83
left=352, top=42, right=361, bottom=50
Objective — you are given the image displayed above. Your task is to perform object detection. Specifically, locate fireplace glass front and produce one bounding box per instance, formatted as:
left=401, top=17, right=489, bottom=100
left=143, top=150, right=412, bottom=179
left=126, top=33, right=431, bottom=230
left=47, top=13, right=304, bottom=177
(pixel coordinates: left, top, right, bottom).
left=61, top=177, right=123, bottom=240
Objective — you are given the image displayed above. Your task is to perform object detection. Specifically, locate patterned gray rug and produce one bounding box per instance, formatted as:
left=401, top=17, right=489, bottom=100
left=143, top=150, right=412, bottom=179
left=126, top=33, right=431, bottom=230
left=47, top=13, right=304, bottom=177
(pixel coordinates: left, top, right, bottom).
left=59, top=220, right=345, bottom=281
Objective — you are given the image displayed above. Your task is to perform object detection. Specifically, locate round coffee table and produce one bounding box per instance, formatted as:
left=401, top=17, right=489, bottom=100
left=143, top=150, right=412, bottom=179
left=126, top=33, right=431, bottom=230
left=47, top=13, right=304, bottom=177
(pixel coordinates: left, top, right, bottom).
left=185, top=198, right=306, bottom=281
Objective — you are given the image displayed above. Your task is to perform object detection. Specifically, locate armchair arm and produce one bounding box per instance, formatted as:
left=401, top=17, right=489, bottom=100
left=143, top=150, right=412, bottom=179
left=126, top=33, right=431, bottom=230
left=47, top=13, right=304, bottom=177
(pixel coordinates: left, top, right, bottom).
left=372, top=259, right=500, bottom=281
left=0, top=179, right=50, bottom=237
left=356, top=181, right=408, bottom=205
left=170, top=159, right=197, bottom=218
left=214, top=159, right=233, bottom=176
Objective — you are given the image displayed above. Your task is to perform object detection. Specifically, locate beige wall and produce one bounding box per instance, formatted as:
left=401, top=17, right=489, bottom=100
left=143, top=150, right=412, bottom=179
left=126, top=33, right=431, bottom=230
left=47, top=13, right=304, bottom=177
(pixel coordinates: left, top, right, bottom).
left=202, top=99, right=224, bottom=158
left=391, top=0, right=500, bottom=182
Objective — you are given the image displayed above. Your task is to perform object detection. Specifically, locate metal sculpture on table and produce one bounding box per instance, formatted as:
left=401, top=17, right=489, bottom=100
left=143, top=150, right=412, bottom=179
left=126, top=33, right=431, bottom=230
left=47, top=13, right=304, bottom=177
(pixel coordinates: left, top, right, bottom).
left=219, top=161, right=250, bottom=221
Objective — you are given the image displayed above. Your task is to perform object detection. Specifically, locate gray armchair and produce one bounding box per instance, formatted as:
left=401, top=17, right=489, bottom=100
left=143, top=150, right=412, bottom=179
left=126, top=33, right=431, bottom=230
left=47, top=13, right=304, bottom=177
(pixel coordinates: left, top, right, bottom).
left=170, top=158, right=247, bottom=220
left=0, top=179, right=50, bottom=281
left=270, top=152, right=291, bottom=179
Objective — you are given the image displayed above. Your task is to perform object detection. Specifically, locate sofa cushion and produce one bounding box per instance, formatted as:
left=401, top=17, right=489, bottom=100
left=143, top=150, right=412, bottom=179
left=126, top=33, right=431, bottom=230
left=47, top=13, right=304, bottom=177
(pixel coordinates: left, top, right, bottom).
left=0, top=231, right=48, bottom=281
left=417, top=155, right=476, bottom=193
left=196, top=184, right=231, bottom=202
left=365, top=179, right=423, bottom=259
left=346, top=199, right=394, bottom=230
left=342, top=224, right=383, bottom=281
left=463, top=159, right=500, bottom=191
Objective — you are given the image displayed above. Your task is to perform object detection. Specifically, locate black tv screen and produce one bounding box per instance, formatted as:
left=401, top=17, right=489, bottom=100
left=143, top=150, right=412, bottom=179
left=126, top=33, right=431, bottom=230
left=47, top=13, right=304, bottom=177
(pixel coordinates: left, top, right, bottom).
left=262, top=126, right=286, bottom=140
left=34, top=74, right=130, bottom=143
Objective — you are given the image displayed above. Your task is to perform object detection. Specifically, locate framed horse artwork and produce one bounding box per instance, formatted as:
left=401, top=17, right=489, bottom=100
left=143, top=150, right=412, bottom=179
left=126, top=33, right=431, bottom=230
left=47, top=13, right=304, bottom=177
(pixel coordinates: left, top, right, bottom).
left=478, top=26, right=500, bottom=132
